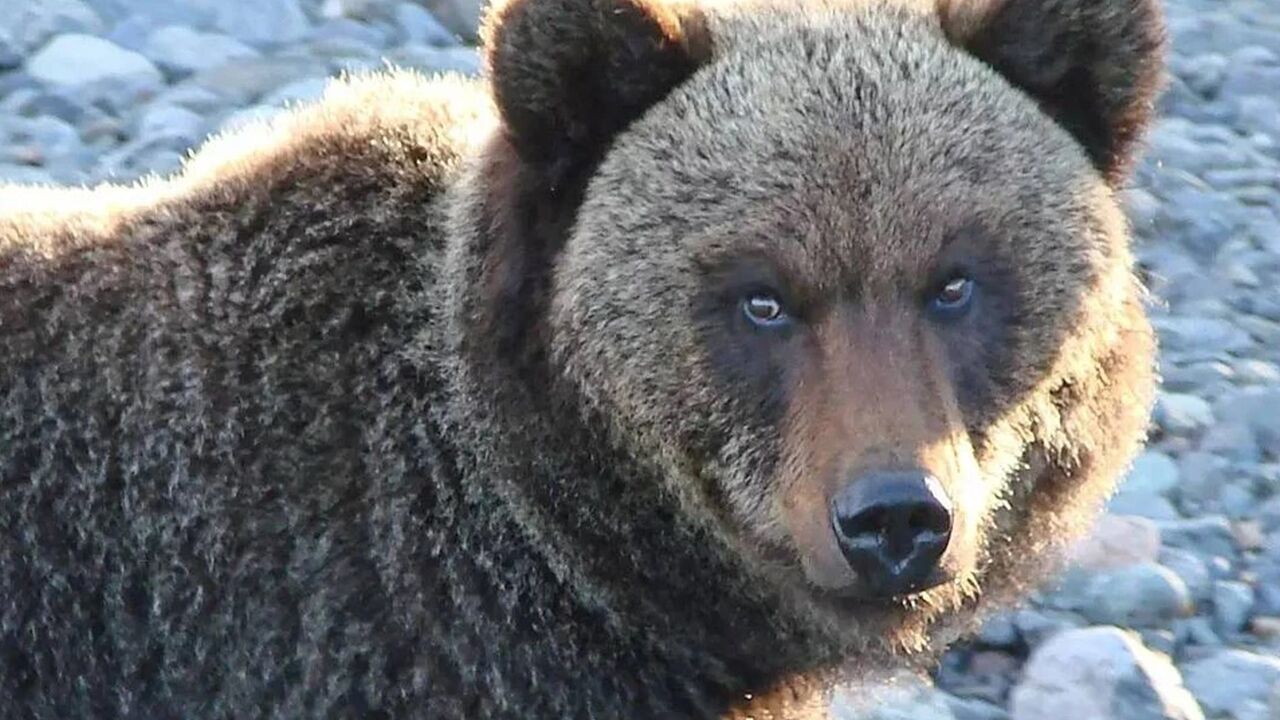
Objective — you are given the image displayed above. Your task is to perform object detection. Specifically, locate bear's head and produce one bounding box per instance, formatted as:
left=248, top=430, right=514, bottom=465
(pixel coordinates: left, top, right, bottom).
left=465, top=0, right=1162, bottom=654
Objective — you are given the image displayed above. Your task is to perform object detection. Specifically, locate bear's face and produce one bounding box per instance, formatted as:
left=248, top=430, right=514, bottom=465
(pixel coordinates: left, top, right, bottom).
left=481, top=0, right=1162, bottom=651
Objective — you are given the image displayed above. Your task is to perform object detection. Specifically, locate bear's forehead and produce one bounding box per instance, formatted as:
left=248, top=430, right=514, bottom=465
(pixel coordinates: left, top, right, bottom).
left=578, top=0, right=1106, bottom=282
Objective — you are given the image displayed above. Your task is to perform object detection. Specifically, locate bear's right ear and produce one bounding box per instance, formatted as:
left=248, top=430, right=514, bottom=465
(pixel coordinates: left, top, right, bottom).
left=483, top=0, right=711, bottom=178
left=938, top=0, right=1166, bottom=186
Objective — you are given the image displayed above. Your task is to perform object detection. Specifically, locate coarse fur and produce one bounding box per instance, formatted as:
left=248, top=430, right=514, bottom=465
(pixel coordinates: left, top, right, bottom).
left=0, top=0, right=1163, bottom=717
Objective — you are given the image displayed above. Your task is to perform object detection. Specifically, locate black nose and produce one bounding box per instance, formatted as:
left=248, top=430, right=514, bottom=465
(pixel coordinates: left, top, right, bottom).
left=830, top=471, right=953, bottom=598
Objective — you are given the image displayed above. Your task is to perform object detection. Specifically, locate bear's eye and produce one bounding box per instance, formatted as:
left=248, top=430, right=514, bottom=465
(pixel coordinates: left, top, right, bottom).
left=927, top=276, right=975, bottom=320
left=742, top=292, right=788, bottom=327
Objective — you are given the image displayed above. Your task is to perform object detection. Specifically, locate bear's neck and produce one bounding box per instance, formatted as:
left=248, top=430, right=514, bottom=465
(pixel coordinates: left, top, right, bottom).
left=439, top=339, right=841, bottom=707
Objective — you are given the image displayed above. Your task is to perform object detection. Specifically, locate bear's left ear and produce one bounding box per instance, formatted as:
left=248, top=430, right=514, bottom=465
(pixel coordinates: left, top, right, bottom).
left=483, top=0, right=711, bottom=178
left=938, top=0, right=1166, bottom=186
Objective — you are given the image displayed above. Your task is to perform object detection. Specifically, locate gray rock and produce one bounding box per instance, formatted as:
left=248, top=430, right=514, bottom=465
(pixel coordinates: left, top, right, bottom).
left=0, top=163, right=54, bottom=185
left=1181, top=650, right=1280, bottom=717
left=975, top=613, right=1019, bottom=649
left=308, top=17, right=390, bottom=47
left=191, top=56, right=329, bottom=104
left=151, top=83, right=227, bottom=115
left=213, top=0, right=311, bottom=46
left=262, top=77, right=331, bottom=108
left=2, top=0, right=105, bottom=53
left=1216, top=388, right=1280, bottom=449
left=143, top=25, right=260, bottom=78
left=946, top=697, right=1009, bottom=720
left=25, top=34, right=163, bottom=111
left=1010, top=627, right=1203, bottom=720
left=833, top=676, right=956, bottom=720
left=1159, top=516, right=1240, bottom=563
left=0, top=114, right=87, bottom=169
left=1199, top=422, right=1261, bottom=464
left=1123, top=451, right=1182, bottom=497
left=386, top=44, right=482, bottom=75
left=135, top=104, right=207, bottom=146
left=0, top=27, right=21, bottom=70
left=1082, top=563, right=1193, bottom=628
left=1154, top=392, right=1216, bottom=435
left=395, top=2, right=456, bottom=46
left=88, top=0, right=218, bottom=28
left=1173, top=616, right=1222, bottom=649
left=1160, top=547, right=1213, bottom=603
left=1011, top=609, right=1084, bottom=649
left=218, top=104, right=283, bottom=133
left=420, top=0, right=482, bottom=40
left=1212, top=580, right=1255, bottom=636
left=1110, top=494, right=1182, bottom=521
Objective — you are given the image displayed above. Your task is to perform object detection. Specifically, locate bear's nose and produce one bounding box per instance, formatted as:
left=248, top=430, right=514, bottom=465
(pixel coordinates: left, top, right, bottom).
left=830, top=470, right=953, bottom=598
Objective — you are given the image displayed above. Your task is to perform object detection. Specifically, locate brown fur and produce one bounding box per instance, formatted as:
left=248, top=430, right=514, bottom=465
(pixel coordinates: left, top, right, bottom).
left=0, top=0, right=1162, bottom=717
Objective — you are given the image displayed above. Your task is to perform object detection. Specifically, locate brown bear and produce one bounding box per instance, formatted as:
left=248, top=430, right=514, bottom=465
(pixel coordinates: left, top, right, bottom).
left=0, top=0, right=1163, bottom=716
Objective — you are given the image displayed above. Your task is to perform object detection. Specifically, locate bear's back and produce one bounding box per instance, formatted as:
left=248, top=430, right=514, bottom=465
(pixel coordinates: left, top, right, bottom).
left=0, top=72, right=501, bottom=718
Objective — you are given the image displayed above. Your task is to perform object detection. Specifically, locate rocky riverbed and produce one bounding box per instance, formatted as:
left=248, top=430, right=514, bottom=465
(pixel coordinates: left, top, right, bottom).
left=2, top=0, right=1278, bottom=718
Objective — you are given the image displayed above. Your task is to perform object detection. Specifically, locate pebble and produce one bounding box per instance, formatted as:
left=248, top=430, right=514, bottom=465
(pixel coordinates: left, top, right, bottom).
left=1181, top=650, right=1280, bottom=717
left=1009, top=627, right=1203, bottom=720
left=25, top=33, right=163, bottom=110
left=1081, top=563, right=1193, bottom=628
left=1212, top=580, right=1255, bottom=635
left=143, top=25, right=260, bottom=78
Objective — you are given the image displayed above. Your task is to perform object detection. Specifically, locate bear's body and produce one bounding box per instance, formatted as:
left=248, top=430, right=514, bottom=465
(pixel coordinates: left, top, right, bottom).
left=0, top=0, right=1163, bottom=717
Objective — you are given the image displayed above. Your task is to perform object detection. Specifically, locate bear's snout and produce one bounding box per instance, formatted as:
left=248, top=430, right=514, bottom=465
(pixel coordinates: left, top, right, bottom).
left=830, top=471, right=954, bottom=598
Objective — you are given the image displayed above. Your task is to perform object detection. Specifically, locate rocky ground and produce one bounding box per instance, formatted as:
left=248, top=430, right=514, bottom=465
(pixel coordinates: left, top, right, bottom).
left=1, top=0, right=1278, bottom=718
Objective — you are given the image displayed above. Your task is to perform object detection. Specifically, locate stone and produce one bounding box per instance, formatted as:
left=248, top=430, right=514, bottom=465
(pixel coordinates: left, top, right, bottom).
left=420, top=0, right=483, bottom=40
left=386, top=44, right=481, bottom=75
left=1212, top=580, right=1255, bottom=636
left=1181, top=650, right=1280, bottom=718
left=1159, top=516, right=1240, bottom=563
left=1123, top=452, right=1182, bottom=497
left=395, top=2, right=456, bottom=45
left=1110, top=494, right=1182, bottom=521
left=143, top=25, right=260, bottom=78
left=2, top=0, right=105, bottom=53
left=1082, top=563, right=1193, bottom=628
left=1159, top=547, right=1213, bottom=603
left=1154, top=393, right=1216, bottom=435
left=191, top=56, right=329, bottom=104
left=1009, top=627, right=1203, bottom=720
left=945, top=697, right=1009, bottom=720
left=1174, top=617, right=1222, bottom=649
left=1152, top=317, right=1254, bottom=361
left=262, top=78, right=331, bottom=108
left=25, top=34, right=164, bottom=110
left=213, top=0, right=311, bottom=47
left=1216, top=388, right=1280, bottom=449
left=1070, top=514, right=1163, bottom=571
left=833, top=674, right=957, bottom=720
left=135, top=104, right=207, bottom=146
left=1011, top=609, right=1083, bottom=649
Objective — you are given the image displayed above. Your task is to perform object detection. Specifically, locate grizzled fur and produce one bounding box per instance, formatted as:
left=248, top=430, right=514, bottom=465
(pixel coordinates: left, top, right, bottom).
left=0, top=0, right=1162, bottom=717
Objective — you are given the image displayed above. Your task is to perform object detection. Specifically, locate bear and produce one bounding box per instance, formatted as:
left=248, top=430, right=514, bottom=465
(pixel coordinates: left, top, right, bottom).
left=0, top=0, right=1164, bottom=716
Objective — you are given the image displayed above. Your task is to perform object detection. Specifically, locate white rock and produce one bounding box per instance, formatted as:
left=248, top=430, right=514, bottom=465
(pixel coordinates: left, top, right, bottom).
left=25, top=34, right=163, bottom=108
left=1010, top=627, right=1203, bottom=720
left=143, top=25, right=260, bottom=77
left=1070, top=514, right=1163, bottom=571
left=213, top=0, right=310, bottom=46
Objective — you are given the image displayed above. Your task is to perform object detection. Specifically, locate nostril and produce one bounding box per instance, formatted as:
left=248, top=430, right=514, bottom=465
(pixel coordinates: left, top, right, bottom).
left=907, top=503, right=951, bottom=536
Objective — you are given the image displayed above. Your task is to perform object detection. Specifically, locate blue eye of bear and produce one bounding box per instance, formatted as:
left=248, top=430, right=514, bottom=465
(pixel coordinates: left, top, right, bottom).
left=742, top=292, right=788, bottom=327
left=928, top=276, right=976, bottom=320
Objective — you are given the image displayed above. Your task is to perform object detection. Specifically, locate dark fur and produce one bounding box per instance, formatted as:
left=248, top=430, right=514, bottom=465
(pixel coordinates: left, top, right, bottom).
left=0, top=0, right=1163, bottom=717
